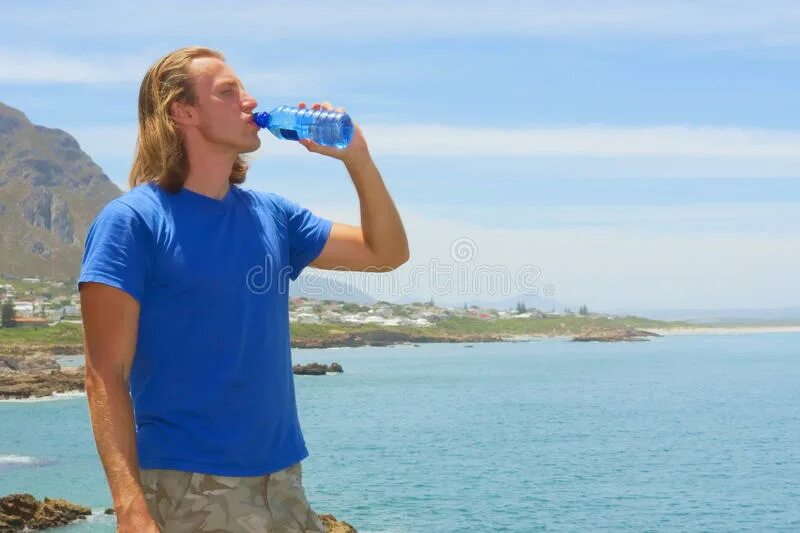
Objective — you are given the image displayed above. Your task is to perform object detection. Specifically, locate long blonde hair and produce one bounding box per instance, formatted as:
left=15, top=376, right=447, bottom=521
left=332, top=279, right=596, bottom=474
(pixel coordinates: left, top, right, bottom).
left=129, top=46, right=248, bottom=192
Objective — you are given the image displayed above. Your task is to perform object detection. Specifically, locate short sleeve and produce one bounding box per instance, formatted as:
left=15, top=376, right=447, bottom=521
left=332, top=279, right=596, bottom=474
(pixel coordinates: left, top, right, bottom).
left=77, top=200, right=151, bottom=303
left=278, top=196, right=333, bottom=281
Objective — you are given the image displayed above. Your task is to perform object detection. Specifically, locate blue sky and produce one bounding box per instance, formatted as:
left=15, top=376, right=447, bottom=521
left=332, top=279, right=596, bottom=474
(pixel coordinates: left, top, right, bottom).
left=2, top=1, right=799, bottom=311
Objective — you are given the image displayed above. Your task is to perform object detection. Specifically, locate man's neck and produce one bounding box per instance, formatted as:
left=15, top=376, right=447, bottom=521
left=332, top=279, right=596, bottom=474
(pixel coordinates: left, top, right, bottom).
left=182, top=142, right=237, bottom=200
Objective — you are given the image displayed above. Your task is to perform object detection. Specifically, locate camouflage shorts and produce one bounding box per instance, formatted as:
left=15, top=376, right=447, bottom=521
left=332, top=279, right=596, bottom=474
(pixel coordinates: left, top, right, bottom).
left=139, top=462, right=325, bottom=532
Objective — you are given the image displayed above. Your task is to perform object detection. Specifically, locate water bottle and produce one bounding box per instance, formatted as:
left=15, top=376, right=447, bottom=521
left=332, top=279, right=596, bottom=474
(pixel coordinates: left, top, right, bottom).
left=252, top=105, right=354, bottom=149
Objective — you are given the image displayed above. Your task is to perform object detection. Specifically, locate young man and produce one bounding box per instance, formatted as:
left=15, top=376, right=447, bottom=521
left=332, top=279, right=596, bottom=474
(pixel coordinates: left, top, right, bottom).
left=79, top=46, right=408, bottom=532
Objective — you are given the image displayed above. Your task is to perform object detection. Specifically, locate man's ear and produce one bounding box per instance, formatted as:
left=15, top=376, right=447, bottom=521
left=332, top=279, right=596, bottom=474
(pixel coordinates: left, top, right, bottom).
left=169, top=100, right=198, bottom=127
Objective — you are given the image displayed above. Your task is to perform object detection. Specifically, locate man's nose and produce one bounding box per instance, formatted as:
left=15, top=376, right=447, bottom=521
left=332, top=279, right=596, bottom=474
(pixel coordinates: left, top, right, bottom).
left=242, top=92, right=258, bottom=113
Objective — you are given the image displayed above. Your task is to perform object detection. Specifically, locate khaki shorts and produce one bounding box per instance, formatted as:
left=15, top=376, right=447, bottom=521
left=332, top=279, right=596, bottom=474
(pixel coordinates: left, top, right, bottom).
left=140, top=462, right=325, bottom=532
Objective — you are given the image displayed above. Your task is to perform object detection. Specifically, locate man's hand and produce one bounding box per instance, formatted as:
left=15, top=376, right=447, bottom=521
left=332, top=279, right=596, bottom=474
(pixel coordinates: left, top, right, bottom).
left=296, top=101, right=370, bottom=165
left=116, top=502, right=161, bottom=532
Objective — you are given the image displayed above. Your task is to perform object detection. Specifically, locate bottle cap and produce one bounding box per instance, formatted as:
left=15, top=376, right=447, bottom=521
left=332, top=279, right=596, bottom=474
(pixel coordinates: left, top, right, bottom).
left=252, top=112, right=270, bottom=128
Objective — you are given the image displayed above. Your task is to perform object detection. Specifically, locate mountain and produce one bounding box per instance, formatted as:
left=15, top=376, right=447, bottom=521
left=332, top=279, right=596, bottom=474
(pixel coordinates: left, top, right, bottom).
left=290, top=272, right=376, bottom=304
left=0, top=102, right=121, bottom=280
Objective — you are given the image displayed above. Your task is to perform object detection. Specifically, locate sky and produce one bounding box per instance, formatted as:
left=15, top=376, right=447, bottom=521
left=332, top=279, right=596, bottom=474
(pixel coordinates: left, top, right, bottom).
left=2, top=0, right=799, bottom=312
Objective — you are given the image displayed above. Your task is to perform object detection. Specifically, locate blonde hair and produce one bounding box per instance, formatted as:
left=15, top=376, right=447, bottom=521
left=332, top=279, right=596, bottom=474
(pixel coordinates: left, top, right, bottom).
left=129, top=46, right=248, bottom=192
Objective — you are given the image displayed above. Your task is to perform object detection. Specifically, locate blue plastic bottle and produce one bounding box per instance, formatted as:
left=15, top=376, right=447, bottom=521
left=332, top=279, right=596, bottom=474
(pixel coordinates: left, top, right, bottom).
left=252, top=105, right=354, bottom=149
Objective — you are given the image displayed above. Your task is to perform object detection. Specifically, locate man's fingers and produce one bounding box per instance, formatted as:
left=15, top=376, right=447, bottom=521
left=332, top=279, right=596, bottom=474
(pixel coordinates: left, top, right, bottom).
left=307, top=101, right=342, bottom=112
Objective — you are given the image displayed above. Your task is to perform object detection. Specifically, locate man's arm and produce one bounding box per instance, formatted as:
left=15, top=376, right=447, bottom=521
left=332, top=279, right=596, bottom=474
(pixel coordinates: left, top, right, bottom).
left=80, top=282, right=153, bottom=524
left=311, top=154, right=409, bottom=272
left=299, top=101, right=409, bottom=272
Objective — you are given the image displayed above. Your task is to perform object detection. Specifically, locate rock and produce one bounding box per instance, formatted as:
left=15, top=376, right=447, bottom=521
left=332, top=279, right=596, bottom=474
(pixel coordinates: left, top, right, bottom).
left=320, top=513, right=358, bottom=533
left=8, top=500, right=356, bottom=532
left=51, top=195, right=75, bottom=245
left=0, top=493, right=91, bottom=531
left=571, top=327, right=661, bottom=342
left=0, top=344, right=83, bottom=356
left=0, top=354, right=60, bottom=373
left=293, top=362, right=343, bottom=376
left=292, top=329, right=503, bottom=349
left=0, top=367, right=84, bottom=399
left=19, top=186, right=53, bottom=231
left=0, top=101, right=122, bottom=280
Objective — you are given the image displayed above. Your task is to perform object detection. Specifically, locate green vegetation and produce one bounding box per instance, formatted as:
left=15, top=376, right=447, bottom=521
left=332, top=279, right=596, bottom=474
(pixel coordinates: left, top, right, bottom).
left=0, top=321, right=83, bottom=345
left=428, top=315, right=688, bottom=336
left=0, top=314, right=703, bottom=349
left=1, top=302, right=15, bottom=328
left=339, top=302, right=370, bottom=313
left=287, top=315, right=691, bottom=343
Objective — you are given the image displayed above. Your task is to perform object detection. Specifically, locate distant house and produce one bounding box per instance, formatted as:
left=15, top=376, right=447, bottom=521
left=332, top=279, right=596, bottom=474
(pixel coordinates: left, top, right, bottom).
left=13, top=317, right=49, bottom=328
left=341, top=314, right=363, bottom=325
left=370, top=306, right=394, bottom=318
left=320, top=310, right=342, bottom=323
left=295, top=312, right=321, bottom=324
left=13, top=301, right=35, bottom=317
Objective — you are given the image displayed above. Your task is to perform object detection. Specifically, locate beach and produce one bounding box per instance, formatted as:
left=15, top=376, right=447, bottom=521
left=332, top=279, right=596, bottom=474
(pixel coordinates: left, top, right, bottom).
left=649, top=325, right=800, bottom=336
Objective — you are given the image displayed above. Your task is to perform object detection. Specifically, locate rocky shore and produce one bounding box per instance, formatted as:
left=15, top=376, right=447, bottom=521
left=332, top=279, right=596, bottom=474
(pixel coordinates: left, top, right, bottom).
left=0, top=493, right=91, bottom=532
left=0, top=344, right=83, bottom=356
left=0, top=329, right=502, bottom=357
left=0, top=493, right=357, bottom=532
left=294, top=362, right=344, bottom=375
left=0, top=354, right=346, bottom=399
left=0, top=354, right=84, bottom=399
left=291, top=329, right=504, bottom=348
left=571, top=327, right=661, bottom=342
left=0, top=330, right=503, bottom=354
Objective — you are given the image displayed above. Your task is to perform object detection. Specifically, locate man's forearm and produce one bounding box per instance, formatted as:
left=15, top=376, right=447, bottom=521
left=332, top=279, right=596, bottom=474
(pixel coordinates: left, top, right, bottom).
left=344, top=152, right=409, bottom=267
left=85, top=370, right=148, bottom=515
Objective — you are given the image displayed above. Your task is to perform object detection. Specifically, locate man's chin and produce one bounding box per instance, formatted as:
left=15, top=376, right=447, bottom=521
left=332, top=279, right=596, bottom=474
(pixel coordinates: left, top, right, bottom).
left=239, top=137, right=262, bottom=155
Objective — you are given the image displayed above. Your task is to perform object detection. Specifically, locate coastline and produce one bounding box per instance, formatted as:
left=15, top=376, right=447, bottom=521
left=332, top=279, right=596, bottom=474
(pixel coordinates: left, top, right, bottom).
left=1, top=324, right=799, bottom=358
left=647, top=325, right=800, bottom=336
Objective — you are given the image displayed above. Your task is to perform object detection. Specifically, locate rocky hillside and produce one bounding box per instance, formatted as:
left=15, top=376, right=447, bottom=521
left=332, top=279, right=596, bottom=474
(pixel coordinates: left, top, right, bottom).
left=0, top=102, right=121, bottom=280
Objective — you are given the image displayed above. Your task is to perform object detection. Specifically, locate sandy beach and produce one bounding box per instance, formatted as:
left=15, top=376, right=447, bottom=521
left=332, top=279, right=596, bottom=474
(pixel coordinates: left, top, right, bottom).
left=649, top=325, right=800, bottom=336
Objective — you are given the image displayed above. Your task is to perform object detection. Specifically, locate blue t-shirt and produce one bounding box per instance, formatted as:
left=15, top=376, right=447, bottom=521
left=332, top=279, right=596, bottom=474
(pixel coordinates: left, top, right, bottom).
left=78, top=182, right=332, bottom=476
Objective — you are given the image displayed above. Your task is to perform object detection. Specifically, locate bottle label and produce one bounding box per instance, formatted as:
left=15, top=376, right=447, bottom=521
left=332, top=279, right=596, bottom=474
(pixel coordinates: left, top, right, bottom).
left=279, top=128, right=299, bottom=141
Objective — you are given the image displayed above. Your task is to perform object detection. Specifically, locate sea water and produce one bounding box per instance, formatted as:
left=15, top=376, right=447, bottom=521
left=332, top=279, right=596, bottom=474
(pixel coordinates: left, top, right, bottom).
left=1, top=333, right=799, bottom=532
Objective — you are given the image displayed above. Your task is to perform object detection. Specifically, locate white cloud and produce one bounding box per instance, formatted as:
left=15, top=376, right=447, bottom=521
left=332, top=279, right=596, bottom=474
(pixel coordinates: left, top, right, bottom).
left=0, top=49, right=147, bottom=84
left=0, top=48, right=324, bottom=89
left=361, top=124, right=800, bottom=159
left=298, top=203, right=800, bottom=310
left=398, top=202, right=800, bottom=234
left=2, top=1, right=799, bottom=46
left=71, top=121, right=800, bottom=179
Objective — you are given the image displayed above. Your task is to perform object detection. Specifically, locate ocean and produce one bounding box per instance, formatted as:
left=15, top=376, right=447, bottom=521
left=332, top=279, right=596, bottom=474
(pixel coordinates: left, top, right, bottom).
left=1, top=333, right=799, bottom=532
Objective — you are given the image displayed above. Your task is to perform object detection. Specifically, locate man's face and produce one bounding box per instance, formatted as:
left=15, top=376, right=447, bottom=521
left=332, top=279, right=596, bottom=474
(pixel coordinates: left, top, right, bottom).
left=186, top=56, right=260, bottom=154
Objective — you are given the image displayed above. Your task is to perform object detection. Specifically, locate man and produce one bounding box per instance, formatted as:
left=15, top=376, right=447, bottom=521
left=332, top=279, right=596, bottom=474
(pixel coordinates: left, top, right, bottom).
left=79, top=46, right=408, bottom=532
